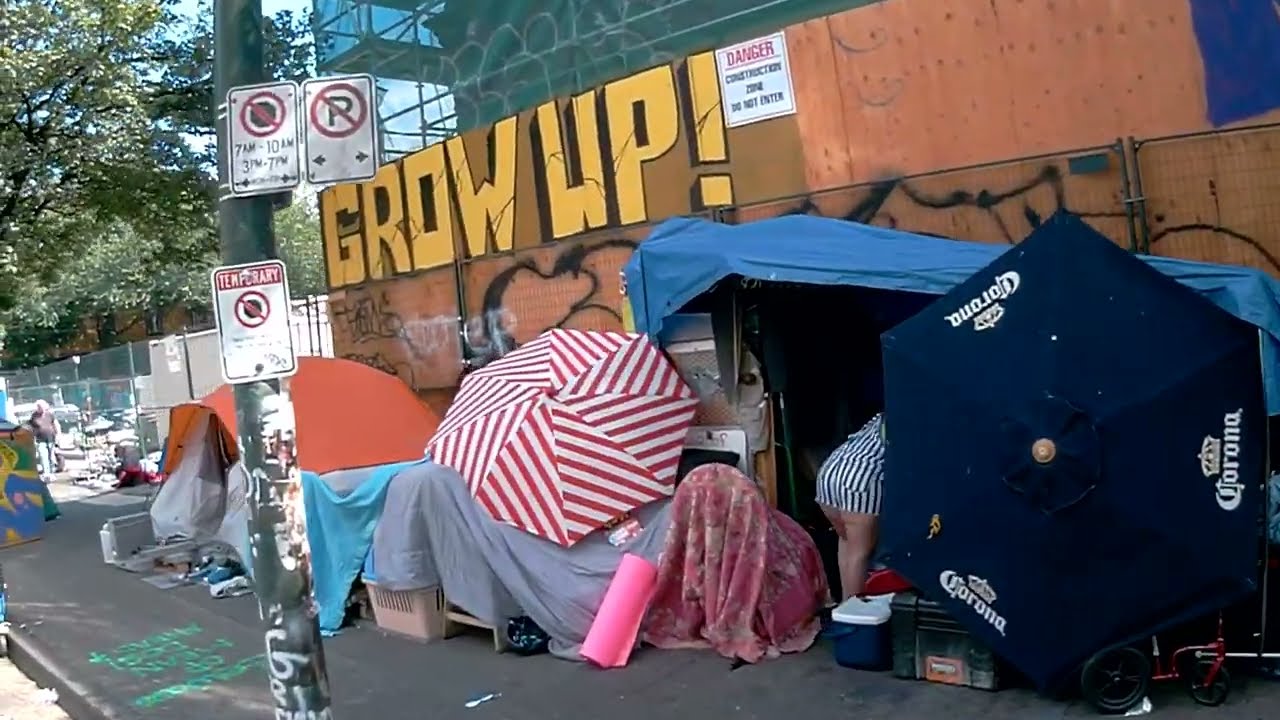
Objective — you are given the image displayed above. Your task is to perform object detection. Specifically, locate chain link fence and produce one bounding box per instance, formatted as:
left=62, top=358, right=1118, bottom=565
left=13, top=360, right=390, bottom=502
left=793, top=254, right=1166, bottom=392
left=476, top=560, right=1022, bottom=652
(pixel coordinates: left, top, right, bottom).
left=2, top=296, right=334, bottom=458
left=2, top=341, right=156, bottom=466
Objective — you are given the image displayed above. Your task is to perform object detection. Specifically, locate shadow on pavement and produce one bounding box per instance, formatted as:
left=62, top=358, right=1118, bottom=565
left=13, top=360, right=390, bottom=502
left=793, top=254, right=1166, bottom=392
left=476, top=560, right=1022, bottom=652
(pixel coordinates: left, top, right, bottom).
left=3, top=491, right=1278, bottom=720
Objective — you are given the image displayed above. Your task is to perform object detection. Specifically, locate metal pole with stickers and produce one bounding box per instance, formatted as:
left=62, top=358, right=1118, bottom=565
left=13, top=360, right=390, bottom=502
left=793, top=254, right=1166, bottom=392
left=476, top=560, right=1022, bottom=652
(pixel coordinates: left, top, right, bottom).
left=212, top=0, right=333, bottom=716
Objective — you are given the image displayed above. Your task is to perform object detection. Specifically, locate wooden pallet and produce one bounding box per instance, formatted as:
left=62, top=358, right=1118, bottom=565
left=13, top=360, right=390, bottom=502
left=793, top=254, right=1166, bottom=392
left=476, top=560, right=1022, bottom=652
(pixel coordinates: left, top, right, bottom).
left=443, top=602, right=509, bottom=653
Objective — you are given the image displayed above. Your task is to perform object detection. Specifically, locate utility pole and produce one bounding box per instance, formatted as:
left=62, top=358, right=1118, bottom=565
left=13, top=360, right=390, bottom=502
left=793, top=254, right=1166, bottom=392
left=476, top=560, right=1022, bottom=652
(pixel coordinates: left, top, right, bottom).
left=213, top=1, right=335, bottom=717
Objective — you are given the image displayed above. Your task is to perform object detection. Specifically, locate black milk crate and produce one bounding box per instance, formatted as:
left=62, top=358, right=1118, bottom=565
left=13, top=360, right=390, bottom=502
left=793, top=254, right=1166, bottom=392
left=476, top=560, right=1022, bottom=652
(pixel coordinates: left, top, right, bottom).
left=890, top=591, right=1000, bottom=690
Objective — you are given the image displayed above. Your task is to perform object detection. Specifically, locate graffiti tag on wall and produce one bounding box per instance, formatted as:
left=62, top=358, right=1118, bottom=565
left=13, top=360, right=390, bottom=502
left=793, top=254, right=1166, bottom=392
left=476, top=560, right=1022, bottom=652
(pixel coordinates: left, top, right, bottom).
left=327, top=232, right=643, bottom=390
left=318, top=50, right=804, bottom=291
left=319, top=42, right=805, bottom=389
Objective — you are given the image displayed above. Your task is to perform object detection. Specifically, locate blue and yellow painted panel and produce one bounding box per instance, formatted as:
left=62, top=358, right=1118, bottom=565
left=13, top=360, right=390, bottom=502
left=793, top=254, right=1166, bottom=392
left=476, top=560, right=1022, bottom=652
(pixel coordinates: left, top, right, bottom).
left=0, top=423, right=45, bottom=548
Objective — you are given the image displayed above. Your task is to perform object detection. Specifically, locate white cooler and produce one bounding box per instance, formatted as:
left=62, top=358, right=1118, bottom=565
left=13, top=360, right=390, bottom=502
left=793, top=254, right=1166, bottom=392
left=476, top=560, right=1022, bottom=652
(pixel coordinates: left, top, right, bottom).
left=100, top=512, right=155, bottom=565
left=830, top=594, right=894, bottom=670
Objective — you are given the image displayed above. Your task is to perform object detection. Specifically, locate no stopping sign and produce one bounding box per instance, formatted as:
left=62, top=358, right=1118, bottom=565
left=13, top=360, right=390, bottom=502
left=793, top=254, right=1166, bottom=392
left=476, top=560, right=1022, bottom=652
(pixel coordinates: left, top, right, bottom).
left=234, top=290, right=271, bottom=328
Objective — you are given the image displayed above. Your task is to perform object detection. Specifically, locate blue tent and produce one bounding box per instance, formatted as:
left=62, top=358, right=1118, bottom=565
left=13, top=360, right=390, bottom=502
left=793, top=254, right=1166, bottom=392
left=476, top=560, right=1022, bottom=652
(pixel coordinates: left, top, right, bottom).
left=623, top=214, right=1280, bottom=414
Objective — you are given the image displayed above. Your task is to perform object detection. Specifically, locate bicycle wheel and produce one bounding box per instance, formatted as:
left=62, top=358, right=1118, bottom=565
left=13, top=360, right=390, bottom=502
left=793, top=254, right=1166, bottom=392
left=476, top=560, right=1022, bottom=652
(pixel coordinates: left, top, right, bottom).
left=1080, top=646, right=1151, bottom=715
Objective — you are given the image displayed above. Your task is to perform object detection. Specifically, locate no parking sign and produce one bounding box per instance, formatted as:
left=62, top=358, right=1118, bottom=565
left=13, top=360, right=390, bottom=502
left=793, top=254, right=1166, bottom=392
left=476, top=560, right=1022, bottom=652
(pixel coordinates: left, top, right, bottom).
left=211, top=260, right=297, bottom=384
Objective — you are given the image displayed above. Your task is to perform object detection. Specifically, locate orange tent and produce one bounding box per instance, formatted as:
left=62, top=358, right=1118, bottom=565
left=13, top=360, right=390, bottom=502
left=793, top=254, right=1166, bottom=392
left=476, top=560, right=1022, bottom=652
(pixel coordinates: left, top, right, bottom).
left=163, top=357, right=441, bottom=475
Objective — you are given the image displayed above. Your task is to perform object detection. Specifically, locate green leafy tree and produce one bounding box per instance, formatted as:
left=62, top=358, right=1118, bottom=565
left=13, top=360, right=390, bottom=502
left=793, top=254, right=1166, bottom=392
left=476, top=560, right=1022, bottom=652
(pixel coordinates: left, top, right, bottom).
left=0, top=1, right=172, bottom=299
left=155, top=0, right=314, bottom=164
left=0, top=0, right=318, bottom=366
left=275, top=196, right=327, bottom=298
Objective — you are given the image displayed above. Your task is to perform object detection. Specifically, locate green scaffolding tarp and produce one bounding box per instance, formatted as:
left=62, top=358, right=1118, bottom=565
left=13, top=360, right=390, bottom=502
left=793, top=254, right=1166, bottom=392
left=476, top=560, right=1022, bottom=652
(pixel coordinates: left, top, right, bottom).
left=315, top=0, right=885, bottom=134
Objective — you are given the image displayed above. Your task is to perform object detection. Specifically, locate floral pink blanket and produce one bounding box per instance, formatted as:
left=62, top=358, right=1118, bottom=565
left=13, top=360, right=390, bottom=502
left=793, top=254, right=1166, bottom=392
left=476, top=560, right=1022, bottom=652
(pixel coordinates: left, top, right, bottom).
left=643, top=463, right=830, bottom=662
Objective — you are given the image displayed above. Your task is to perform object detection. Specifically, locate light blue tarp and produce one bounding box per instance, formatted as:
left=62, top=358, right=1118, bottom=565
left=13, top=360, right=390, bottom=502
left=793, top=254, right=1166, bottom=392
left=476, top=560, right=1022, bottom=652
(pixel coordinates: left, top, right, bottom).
left=302, top=459, right=428, bottom=635
left=623, top=214, right=1280, bottom=415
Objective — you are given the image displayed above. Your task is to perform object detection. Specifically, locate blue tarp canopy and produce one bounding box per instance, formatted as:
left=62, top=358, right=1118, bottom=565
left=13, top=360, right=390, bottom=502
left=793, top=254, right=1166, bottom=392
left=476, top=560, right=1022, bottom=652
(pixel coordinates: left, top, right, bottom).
left=623, top=214, right=1280, bottom=414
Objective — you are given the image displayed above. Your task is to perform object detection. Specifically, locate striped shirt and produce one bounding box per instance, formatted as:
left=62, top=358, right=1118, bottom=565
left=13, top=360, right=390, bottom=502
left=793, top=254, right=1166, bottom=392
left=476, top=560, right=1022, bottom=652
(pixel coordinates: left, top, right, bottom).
left=816, top=413, right=885, bottom=515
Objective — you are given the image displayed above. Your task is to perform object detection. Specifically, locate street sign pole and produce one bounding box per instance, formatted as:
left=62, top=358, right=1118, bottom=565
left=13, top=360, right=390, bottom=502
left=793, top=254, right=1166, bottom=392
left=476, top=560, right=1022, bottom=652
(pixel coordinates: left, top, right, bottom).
left=213, top=2, right=334, bottom=717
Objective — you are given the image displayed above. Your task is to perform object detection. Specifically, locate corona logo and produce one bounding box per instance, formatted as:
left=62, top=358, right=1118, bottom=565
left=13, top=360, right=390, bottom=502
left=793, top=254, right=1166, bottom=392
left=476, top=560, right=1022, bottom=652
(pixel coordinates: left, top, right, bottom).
left=945, top=271, right=1021, bottom=330
left=940, top=570, right=1008, bottom=635
left=1198, top=435, right=1222, bottom=477
left=1200, top=409, right=1244, bottom=512
left=966, top=575, right=998, bottom=605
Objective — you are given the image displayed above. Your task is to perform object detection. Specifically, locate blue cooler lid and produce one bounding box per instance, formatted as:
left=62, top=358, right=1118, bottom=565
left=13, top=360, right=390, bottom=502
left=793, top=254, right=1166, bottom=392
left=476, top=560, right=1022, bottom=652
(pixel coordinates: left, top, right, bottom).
left=832, top=594, right=894, bottom=625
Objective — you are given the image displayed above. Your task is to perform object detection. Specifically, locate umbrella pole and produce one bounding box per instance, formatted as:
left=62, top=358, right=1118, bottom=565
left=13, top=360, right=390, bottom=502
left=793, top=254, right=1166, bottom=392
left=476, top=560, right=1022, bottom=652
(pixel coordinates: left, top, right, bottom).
left=1259, top=430, right=1272, bottom=658
left=775, top=392, right=800, bottom=516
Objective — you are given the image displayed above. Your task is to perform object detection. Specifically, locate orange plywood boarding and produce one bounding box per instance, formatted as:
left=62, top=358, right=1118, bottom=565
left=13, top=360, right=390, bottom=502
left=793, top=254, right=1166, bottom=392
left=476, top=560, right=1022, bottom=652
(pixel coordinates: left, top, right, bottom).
left=326, top=267, right=463, bottom=391
left=458, top=227, right=652, bottom=363
left=735, top=147, right=1132, bottom=249
left=322, top=0, right=1280, bottom=388
left=319, top=51, right=806, bottom=293
left=786, top=0, right=1280, bottom=190
left=320, top=46, right=809, bottom=386
left=1137, top=125, right=1280, bottom=277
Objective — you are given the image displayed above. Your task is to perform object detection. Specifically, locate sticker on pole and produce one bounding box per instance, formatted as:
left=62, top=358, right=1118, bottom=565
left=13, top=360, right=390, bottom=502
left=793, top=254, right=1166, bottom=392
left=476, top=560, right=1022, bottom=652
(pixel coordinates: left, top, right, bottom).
left=226, top=81, right=302, bottom=197
left=302, top=74, right=379, bottom=185
left=211, top=260, right=297, bottom=384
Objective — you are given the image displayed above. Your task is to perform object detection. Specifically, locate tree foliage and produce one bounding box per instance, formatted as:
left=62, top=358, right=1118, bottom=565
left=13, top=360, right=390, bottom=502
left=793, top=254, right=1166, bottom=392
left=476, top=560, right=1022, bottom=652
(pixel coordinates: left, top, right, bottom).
left=275, top=198, right=327, bottom=298
left=0, top=0, right=321, bottom=366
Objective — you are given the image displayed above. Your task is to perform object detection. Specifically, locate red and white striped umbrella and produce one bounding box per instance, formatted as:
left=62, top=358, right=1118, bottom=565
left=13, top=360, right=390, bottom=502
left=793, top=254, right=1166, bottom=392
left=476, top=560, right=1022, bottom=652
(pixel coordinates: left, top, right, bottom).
left=428, top=328, right=698, bottom=546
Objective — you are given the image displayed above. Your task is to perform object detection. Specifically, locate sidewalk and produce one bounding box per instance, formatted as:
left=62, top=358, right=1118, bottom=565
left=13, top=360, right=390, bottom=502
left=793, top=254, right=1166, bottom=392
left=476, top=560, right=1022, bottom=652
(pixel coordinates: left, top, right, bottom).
left=2, top=490, right=1279, bottom=720
left=0, top=656, right=67, bottom=720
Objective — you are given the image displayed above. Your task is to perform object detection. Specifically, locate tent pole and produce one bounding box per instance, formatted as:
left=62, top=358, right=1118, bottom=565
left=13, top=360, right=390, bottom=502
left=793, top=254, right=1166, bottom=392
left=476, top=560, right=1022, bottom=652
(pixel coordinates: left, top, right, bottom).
left=181, top=328, right=195, bottom=401
left=214, top=1, right=334, bottom=717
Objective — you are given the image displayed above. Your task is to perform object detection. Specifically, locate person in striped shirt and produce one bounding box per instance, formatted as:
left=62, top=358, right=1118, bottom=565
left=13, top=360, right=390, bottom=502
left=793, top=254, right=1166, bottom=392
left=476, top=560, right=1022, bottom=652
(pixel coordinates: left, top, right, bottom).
left=815, top=412, right=885, bottom=599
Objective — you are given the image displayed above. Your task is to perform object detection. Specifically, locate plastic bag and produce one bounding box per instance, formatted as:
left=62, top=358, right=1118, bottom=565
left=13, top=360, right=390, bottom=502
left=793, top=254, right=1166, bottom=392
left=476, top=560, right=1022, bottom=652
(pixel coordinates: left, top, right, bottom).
left=505, top=616, right=550, bottom=656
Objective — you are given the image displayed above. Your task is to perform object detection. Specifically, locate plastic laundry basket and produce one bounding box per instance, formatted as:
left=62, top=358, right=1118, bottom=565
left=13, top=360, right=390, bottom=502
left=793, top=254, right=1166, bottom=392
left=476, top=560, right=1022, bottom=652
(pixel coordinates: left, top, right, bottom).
left=366, top=582, right=445, bottom=641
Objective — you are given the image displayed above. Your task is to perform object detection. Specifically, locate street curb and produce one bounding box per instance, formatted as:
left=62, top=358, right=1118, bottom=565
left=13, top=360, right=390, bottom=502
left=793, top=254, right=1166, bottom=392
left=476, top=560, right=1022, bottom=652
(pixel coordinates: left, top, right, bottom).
left=4, top=625, right=123, bottom=720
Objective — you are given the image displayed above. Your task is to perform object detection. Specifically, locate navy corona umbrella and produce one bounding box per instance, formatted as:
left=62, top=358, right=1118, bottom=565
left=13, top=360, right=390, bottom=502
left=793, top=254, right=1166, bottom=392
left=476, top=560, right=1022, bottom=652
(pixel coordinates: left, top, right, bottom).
left=878, top=212, right=1266, bottom=692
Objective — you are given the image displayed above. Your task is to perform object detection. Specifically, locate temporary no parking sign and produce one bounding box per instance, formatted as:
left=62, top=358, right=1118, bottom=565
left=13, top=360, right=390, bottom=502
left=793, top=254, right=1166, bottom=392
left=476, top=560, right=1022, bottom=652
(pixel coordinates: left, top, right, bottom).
left=211, top=259, right=297, bottom=384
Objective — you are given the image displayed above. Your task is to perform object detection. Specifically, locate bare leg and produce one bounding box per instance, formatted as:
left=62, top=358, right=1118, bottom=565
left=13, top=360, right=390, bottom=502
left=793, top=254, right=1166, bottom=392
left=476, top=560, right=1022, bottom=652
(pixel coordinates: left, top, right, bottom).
left=835, top=536, right=852, bottom=600
left=839, top=512, right=879, bottom=598
left=820, top=503, right=848, bottom=603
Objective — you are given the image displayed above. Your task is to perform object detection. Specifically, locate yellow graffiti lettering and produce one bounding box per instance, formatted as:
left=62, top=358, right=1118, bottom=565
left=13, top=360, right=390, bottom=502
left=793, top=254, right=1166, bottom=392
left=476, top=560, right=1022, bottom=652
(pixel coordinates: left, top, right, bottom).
left=361, top=163, right=413, bottom=280
left=446, top=116, right=517, bottom=258
left=684, top=52, right=735, bottom=208
left=534, top=92, right=609, bottom=240
left=320, top=184, right=366, bottom=288
left=603, top=66, right=680, bottom=226
left=401, top=142, right=457, bottom=271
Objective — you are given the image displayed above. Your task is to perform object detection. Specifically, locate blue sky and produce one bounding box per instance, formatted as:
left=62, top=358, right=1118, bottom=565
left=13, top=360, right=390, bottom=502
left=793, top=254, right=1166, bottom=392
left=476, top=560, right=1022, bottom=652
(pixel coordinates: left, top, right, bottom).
left=171, top=0, right=450, bottom=159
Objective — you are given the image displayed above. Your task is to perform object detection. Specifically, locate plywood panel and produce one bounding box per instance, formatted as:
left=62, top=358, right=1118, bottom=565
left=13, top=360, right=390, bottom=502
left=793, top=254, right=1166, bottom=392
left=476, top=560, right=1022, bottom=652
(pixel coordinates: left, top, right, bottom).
left=735, top=148, right=1130, bottom=247
left=327, top=268, right=464, bottom=391
left=797, top=0, right=1280, bottom=186
left=459, top=226, right=653, bottom=366
left=784, top=17, right=855, bottom=191
left=1137, top=125, right=1280, bottom=277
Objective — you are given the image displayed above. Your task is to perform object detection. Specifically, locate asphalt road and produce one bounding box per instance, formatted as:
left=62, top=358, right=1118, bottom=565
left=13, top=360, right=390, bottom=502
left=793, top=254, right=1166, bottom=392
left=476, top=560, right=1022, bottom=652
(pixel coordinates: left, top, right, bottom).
left=2, top=488, right=1279, bottom=720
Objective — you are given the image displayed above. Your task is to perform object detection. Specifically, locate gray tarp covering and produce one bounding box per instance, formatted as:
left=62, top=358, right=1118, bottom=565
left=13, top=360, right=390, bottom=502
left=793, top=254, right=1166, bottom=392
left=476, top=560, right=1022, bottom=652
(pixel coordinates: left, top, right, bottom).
left=323, top=462, right=671, bottom=659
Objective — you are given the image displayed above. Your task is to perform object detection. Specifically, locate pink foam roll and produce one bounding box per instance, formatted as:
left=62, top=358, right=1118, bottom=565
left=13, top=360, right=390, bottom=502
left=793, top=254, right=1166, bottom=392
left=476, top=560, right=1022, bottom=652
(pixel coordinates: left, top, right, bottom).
left=580, top=553, right=658, bottom=668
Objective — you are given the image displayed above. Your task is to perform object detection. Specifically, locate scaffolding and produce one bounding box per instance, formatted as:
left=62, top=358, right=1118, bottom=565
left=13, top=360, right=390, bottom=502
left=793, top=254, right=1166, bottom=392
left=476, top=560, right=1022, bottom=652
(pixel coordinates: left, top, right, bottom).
left=311, top=0, right=867, bottom=160
left=313, top=0, right=458, bottom=160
